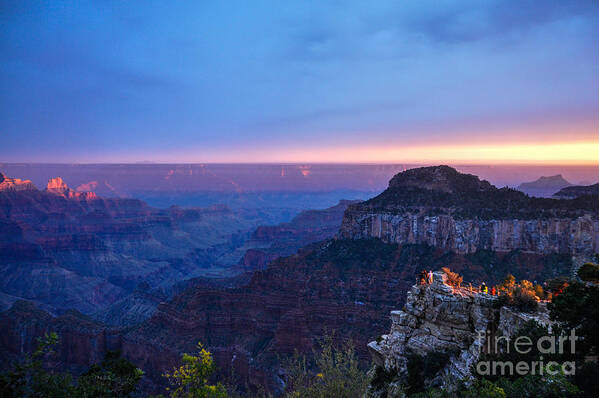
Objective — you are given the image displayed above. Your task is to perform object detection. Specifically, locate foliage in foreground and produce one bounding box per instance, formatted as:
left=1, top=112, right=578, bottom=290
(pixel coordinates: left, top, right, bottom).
left=283, top=334, right=367, bottom=398
left=0, top=332, right=143, bottom=398
left=162, top=342, right=229, bottom=398
left=494, top=274, right=540, bottom=312
left=441, top=267, right=463, bottom=288
left=549, top=281, right=599, bottom=397
left=577, top=255, right=599, bottom=283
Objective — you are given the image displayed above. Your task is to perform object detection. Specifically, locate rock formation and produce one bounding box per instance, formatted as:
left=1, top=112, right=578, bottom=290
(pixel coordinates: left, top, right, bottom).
left=237, top=199, right=360, bottom=271
left=366, top=271, right=550, bottom=396
left=517, top=174, right=572, bottom=198
left=45, top=176, right=98, bottom=200
left=0, top=172, right=36, bottom=191
left=340, top=166, right=599, bottom=257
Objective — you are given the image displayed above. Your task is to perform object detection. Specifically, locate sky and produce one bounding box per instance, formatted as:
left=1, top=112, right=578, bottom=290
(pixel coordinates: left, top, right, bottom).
left=1, top=0, right=599, bottom=164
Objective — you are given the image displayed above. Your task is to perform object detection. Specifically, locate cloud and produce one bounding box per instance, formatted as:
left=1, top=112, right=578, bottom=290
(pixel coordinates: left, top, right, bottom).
left=1, top=1, right=598, bottom=162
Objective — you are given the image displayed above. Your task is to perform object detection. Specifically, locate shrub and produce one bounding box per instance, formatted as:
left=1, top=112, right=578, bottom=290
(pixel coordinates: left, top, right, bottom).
left=77, top=351, right=144, bottom=398
left=163, top=342, right=229, bottom=398
left=441, top=267, right=463, bottom=288
left=511, top=285, right=538, bottom=312
left=545, top=277, right=570, bottom=295
left=496, top=372, right=579, bottom=398
left=498, top=274, right=516, bottom=294
left=533, top=284, right=545, bottom=300
left=577, top=262, right=599, bottom=283
left=0, top=333, right=143, bottom=398
left=283, top=334, right=367, bottom=398
left=495, top=275, right=539, bottom=312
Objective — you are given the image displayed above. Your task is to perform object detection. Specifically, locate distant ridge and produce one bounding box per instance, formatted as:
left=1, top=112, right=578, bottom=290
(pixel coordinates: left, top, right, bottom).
left=554, top=182, right=599, bottom=199
left=517, top=174, right=572, bottom=197
left=355, top=165, right=598, bottom=220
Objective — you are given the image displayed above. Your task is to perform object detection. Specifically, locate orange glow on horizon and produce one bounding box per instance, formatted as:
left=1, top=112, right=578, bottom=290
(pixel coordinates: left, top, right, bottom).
left=171, top=140, right=599, bottom=165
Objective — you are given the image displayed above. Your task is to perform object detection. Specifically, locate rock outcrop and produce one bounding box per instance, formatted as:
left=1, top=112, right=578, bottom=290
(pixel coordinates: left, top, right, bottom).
left=517, top=175, right=572, bottom=198
left=46, top=176, right=98, bottom=200
left=340, top=166, right=599, bottom=257
left=366, top=271, right=550, bottom=395
left=0, top=172, right=36, bottom=191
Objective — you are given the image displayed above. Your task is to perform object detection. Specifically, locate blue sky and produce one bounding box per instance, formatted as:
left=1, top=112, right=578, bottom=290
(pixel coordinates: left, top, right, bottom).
left=1, top=1, right=598, bottom=163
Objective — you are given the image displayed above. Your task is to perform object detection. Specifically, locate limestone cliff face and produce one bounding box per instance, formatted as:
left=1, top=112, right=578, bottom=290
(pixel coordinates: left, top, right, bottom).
left=46, top=176, right=98, bottom=200
left=339, top=166, right=599, bottom=256
left=340, top=211, right=598, bottom=255
left=366, top=272, right=549, bottom=395
left=0, top=172, right=36, bottom=191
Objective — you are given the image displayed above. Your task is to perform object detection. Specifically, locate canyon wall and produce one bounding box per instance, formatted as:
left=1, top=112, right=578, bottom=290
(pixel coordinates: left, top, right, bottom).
left=340, top=211, right=598, bottom=255
left=339, top=166, right=599, bottom=258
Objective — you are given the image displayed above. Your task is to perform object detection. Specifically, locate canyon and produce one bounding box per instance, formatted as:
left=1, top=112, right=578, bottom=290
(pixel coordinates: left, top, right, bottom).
left=0, top=172, right=352, bottom=319
left=0, top=166, right=595, bottom=395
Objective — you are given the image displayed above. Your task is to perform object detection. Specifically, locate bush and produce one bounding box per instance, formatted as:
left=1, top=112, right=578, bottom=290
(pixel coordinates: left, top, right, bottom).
left=495, top=275, right=538, bottom=312
left=77, top=351, right=144, bottom=398
left=163, top=342, right=229, bottom=398
left=577, top=262, right=599, bottom=283
left=533, top=284, right=545, bottom=300
left=511, top=285, right=538, bottom=312
left=0, top=333, right=143, bottom=398
left=498, top=274, right=516, bottom=294
left=283, top=334, right=367, bottom=398
left=496, top=372, right=579, bottom=398
left=441, top=267, right=463, bottom=288
left=545, top=277, right=570, bottom=295
left=549, top=282, right=599, bottom=397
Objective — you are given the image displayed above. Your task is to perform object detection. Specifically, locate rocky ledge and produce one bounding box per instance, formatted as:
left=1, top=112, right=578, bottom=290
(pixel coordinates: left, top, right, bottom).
left=366, top=271, right=549, bottom=396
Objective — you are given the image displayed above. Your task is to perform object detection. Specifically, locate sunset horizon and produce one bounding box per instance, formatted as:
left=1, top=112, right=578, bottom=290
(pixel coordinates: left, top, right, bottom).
left=1, top=2, right=599, bottom=397
left=2, top=2, right=598, bottom=165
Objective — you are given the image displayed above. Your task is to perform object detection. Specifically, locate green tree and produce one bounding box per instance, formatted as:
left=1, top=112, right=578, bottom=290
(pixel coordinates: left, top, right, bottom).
left=496, top=371, right=579, bottom=398
left=77, top=351, right=144, bottom=397
left=549, top=282, right=599, bottom=397
left=284, top=334, right=367, bottom=398
left=163, top=342, right=229, bottom=398
left=0, top=332, right=75, bottom=398
left=577, top=260, right=599, bottom=283
left=0, top=333, right=143, bottom=398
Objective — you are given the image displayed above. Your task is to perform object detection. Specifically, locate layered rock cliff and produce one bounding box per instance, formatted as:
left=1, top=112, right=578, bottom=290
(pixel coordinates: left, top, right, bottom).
left=340, top=166, right=599, bottom=257
left=237, top=199, right=360, bottom=270
left=366, top=271, right=550, bottom=396
left=46, top=176, right=98, bottom=200
left=0, top=172, right=36, bottom=191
